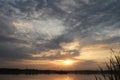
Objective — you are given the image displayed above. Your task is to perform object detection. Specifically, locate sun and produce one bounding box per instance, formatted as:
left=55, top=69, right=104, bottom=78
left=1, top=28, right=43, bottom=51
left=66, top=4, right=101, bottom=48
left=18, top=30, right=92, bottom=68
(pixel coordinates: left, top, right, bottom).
left=63, top=60, right=74, bottom=65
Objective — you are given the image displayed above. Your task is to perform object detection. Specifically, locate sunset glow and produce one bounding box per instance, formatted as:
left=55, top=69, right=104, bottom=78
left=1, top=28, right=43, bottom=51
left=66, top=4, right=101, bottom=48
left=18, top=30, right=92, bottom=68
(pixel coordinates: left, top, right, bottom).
left=63, top=60, right=74, bottom=65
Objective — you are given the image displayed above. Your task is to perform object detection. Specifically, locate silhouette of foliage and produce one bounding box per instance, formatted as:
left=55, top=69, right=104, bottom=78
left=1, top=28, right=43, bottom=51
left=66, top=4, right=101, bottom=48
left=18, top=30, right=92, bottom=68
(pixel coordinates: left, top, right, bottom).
left=96, top=49, right=120, bottom=80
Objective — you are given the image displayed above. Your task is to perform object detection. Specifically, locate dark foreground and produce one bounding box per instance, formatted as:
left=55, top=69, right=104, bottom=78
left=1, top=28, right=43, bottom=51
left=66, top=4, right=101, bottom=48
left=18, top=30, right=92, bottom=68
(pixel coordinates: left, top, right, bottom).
left=0, top=68, right=120, bottom=75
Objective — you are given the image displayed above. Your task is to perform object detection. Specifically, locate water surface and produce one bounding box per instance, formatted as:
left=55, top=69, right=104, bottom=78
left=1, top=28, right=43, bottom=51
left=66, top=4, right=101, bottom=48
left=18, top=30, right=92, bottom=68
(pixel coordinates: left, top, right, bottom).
left=0, top=74, right=102, bottom=80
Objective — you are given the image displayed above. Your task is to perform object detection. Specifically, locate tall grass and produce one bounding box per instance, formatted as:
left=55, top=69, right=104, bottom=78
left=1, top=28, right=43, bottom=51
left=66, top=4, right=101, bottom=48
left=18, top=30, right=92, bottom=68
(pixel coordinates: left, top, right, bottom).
left=96, top=49, right=120, bottom=80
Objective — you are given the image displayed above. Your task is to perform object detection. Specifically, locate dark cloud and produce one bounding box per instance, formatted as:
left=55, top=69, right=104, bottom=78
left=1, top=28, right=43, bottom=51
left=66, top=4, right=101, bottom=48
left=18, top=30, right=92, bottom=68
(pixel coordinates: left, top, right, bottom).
left=0, top=44, right=31, bottom=60
left=0, top=16, right=15, bottom=35
left=0, top=35, right=26, bottom=43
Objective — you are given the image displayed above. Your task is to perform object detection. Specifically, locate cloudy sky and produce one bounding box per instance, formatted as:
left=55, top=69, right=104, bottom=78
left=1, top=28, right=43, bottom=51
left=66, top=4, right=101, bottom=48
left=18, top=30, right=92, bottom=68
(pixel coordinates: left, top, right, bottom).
left=0, top=0, right=120, bottom=70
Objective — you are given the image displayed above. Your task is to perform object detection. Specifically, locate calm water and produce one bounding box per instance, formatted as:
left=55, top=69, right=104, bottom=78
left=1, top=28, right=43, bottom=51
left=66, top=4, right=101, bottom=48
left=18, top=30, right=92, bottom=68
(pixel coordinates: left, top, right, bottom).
left=0, top=74, right=104, bottom=80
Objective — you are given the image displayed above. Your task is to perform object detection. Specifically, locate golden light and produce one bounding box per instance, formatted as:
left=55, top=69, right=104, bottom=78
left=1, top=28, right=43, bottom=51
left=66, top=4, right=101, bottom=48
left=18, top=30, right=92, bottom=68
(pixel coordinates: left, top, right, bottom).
left=63, top=60, right=74, bottom=65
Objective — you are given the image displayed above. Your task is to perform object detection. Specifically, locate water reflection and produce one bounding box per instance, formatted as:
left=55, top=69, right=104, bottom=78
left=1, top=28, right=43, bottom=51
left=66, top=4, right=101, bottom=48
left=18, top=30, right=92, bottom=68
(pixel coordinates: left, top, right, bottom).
left=53, top=75, right=73, bottom=80
left=0, top=74, right=97, bottom=80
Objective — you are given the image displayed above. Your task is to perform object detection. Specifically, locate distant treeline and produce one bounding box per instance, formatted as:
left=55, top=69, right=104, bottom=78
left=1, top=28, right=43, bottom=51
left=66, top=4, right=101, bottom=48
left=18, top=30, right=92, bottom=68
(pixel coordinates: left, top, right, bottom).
left=0, top=68, right=119, bottom=75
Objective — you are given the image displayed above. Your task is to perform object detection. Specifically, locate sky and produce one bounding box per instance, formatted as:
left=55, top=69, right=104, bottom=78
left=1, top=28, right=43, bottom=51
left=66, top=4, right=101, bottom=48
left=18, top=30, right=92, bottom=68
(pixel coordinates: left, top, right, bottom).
left=0, top=0, right=120, bottom=70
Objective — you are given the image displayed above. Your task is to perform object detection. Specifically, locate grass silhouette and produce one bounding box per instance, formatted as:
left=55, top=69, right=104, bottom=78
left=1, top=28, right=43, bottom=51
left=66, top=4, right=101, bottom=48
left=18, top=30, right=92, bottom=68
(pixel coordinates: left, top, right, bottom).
left=95, top=49, right=120, bottom=80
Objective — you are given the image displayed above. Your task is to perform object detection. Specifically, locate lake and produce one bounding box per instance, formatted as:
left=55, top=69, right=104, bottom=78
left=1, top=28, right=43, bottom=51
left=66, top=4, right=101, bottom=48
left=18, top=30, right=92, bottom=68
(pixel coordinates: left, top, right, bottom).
left=0, top=74, right=104, bottom=80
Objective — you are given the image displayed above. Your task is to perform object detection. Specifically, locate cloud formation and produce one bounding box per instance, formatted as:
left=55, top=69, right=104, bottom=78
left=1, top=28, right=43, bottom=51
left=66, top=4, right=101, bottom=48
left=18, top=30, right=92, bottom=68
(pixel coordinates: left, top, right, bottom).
left=0, top=0, right=120, bottom=69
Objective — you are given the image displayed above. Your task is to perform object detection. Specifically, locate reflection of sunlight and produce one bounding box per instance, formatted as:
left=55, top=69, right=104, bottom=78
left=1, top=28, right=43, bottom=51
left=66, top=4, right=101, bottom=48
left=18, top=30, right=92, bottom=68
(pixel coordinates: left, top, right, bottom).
left=54, top=76, right=73, bottom=80
left=65, top=76, right=72, bottom=80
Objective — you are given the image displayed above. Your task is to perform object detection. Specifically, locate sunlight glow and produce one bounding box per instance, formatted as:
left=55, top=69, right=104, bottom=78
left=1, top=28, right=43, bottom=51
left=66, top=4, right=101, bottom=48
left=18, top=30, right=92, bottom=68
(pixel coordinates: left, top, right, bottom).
left=63, top=60, right=74, bottom=65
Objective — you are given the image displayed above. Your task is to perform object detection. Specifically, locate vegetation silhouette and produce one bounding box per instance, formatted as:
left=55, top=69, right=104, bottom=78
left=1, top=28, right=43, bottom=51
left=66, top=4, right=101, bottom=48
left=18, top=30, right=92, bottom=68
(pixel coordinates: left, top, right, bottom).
left=0, top=68, right=119, bottom=75
left=0, top=68, right=102, bottom=75
left=95, top=49, right=120, bottom=80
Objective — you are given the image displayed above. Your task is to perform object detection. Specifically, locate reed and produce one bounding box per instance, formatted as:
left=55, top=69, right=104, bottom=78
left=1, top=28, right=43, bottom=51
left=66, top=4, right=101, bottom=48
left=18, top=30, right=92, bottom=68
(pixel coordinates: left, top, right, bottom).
left=96, top=49, right=120, bottom=80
